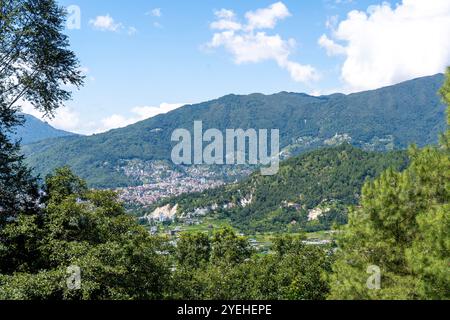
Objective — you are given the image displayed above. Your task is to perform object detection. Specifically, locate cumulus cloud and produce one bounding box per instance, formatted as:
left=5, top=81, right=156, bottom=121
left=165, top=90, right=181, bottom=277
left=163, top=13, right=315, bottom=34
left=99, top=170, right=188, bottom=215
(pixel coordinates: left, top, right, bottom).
left=93, top=103, right=186, bottom=134
left=245, top=2, right=291, bottom=31
left=207, top=2, right=318, bottom=83
left=131, top=103, right=185, bottom=119
left=318, top=34, right=346, bottom=56
left=47, top=107, right=81, bottom=131
left=215, top=9, right=235, bottom=20
left=20, top=100, right=81, bottom=132
left=19, top=66, right=95, bottom=132
left=210, top=9, right=242, bottom=31
left=20, top=100, right=186, bottom=135
left=97, top=114, right=133, bottom=132
left=319, top=0, right=450, bottom=91
left=90, top=15, right=137, bottom=35
left=325, top=15, right=339, bottom=30
left=89, top=15, right=122, bottom=32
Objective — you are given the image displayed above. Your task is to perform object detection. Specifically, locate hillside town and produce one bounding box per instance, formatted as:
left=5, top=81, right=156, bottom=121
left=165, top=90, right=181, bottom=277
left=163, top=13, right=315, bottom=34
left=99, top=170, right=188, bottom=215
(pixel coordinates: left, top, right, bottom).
left=116, top=160, right=252, bottom=206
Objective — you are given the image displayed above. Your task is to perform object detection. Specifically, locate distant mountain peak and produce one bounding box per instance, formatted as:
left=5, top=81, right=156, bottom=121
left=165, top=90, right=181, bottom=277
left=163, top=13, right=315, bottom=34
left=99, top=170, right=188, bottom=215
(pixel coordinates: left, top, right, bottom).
left=9, top=113, right=77, bottom=145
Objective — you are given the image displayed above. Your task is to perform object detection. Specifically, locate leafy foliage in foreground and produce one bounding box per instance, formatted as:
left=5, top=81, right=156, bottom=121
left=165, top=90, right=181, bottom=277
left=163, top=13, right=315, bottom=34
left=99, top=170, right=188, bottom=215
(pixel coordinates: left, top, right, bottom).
left=1, top=0, right=83, bottom=229
left=0, top=130, right=40, bottom=224
left=328, top=67, right=450, bottom=300
left=0, top=168, right=171, bottom=299
left=0, top=144, right=447, bottom=300
left=171, top=231, right=332, bottom=300
left=0, top=168, right=332, bottom=300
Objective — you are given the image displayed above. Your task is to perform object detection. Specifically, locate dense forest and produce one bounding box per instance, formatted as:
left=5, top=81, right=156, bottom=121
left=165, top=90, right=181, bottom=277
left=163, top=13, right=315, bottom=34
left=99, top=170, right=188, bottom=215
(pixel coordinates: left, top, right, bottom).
left=152, top=144, right=409, bottom=233
left=0, top=168, right=332, bottom=300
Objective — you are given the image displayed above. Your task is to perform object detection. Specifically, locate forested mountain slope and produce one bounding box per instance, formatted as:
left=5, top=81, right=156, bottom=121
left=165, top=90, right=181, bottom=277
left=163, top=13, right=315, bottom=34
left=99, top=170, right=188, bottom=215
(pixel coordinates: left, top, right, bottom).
left=22, top=74, right=445, bottom=188
left=152, top=144, right=410, bottom=233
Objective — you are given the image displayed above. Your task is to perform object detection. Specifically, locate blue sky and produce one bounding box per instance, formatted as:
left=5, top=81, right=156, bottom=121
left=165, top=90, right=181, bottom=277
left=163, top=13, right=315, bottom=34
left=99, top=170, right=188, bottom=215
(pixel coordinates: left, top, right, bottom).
left=26, top=0, right=450, bottom=134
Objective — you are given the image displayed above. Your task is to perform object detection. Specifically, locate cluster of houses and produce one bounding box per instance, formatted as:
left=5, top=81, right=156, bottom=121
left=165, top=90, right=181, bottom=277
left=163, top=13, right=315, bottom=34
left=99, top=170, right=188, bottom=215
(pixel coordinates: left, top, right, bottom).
left=150, top=226, right=183, bottom=237
left=116, top=160, right=254, bottom=207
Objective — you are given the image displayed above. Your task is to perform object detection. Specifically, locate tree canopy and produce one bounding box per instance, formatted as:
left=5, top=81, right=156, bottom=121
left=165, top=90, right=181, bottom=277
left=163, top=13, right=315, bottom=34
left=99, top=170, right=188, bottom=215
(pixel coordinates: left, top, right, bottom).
left=0, top=0, right=83, bottom=127
left=328, top=67, right=450, bottom=300
left=0, top=0, right=83, bottom=224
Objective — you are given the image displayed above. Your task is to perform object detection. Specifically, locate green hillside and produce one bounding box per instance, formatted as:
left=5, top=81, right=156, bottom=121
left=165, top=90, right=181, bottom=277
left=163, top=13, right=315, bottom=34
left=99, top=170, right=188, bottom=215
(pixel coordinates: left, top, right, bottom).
left=151, top=144, right=410, bottom=233
left=22, top=74, right=445, bottom=188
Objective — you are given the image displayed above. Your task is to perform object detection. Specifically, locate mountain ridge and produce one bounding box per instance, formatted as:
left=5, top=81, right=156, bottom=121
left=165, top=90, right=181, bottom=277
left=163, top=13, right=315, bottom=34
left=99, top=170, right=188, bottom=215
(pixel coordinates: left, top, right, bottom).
left=10, top=113, right=76, bottom=145
left=22, top=74, right=447, bottom=188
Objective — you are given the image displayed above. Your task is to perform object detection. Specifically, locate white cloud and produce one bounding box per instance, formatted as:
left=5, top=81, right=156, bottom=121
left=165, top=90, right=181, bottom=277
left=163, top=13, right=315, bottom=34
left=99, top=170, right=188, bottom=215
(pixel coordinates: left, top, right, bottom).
left=209, top=31, right=289, bottom=64
left=20, top=100, right=186, bottom=135
left=89, top=15, right=137, bottom=35
left=245, top=2, right=291, bottom=31
left=210, top=20, right=242, bottom=31
left=89, top=15, right=122, bottom=32
left=210, top=9, right=242, bottom=31
left=147, top=8, right=163, bottom=28
left=325, top=15, right=339, bottom=30
left=149, top=8, right=162, bottom=17
left=92, top=103, right=186, bottom=134
left=207, top=2, right=318, bottom=83
left=98, top=114, right=133, bottom=132
left=280, top=60, right=318, bottom=83
left=131, top=103, right=185, bottom=119
left=319, top=0, right=450, bottom=91
left=20, top=101, right=81, bottom=132
left=215, top=9, right=235, bottom=20
left=318, top=34, right=346, bottom=56
left=19, top=65, right=95, bottom=132
left=47, top=107, right=81, bottom=131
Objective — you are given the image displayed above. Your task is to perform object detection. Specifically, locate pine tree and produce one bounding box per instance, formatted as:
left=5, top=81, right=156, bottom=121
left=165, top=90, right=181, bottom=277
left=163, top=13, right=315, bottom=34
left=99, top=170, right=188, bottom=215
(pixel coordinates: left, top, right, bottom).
left=328, top=68, right=450, bottom=300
